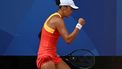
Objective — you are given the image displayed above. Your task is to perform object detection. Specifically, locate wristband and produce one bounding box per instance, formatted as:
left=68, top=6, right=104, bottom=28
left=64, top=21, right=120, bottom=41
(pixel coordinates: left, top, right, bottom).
left=76, top=23, right=82, bottom=30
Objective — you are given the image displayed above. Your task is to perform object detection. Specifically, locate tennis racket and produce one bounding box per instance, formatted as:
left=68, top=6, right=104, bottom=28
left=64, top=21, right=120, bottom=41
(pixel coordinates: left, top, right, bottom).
left=62, top=49, right=95, bottom=69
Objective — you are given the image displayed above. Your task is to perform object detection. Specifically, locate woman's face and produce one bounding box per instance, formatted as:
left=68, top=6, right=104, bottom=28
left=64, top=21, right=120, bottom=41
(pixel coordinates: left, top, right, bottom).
left=63, top=6, right=73, bottom=18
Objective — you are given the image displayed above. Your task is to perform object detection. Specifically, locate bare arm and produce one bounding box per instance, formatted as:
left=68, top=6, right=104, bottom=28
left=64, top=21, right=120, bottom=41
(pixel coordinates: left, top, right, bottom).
left=55, top=17, right=85, bottom=44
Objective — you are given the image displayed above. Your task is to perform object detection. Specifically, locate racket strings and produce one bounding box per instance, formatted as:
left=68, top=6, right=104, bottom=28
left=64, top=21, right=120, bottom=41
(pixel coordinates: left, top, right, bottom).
left=70, top=56, right=94, bottom=68
left=64, top=49, right=95, bottom=69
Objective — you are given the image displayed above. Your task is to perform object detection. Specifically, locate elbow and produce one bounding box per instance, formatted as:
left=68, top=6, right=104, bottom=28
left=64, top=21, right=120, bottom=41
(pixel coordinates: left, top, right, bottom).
left=64, top=36, right=73, bottom=44
left=66, top=40, right=71, bottom=44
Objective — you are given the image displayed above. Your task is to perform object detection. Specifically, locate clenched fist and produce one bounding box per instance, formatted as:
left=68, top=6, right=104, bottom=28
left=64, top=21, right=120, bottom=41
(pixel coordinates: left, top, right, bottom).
left=78, top=18, right=85, bottom=25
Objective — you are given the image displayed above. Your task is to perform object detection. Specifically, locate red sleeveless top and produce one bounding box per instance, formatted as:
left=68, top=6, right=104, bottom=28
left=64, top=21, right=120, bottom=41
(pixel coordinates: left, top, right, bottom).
left=38, top=12, right=61, bottom=56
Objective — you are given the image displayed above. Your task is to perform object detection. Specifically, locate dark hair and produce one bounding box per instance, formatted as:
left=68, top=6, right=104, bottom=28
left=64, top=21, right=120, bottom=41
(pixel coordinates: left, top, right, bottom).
left=38, top=28, right=42, bottom=39
left=56, top=0, right=63, bottom=9
left=55, top=0, right=60, bottom=6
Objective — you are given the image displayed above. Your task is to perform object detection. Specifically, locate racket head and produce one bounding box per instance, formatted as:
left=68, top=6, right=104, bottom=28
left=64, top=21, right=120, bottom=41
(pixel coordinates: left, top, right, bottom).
left=64, top=49, right=95, bottom=69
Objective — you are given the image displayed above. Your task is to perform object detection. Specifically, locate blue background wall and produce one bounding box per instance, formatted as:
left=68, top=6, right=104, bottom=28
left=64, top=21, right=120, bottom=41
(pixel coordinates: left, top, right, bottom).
left=116, top=0, right=122, bottom=55
left=0, top=0, right=121, bottom=56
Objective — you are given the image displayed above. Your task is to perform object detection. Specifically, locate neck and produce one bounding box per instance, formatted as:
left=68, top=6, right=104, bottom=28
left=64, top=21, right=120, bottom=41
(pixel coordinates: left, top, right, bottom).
left=57, top=9, right=64, bottom=19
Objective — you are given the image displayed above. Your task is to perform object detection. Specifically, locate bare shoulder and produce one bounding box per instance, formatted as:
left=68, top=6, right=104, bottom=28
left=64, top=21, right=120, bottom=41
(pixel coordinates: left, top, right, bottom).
left=52, top=15, right=64, bottom=26
left=52, top=15, right=63, bottom=22
left=47, top=15, right=63, bottom=29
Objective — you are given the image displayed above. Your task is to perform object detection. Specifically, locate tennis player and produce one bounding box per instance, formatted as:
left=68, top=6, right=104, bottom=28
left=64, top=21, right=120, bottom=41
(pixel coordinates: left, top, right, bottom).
left=36, top=0, right=85, bottom=69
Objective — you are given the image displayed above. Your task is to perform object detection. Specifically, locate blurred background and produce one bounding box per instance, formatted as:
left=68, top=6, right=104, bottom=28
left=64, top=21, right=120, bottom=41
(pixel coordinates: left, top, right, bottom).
left=0, top=0, right=122, bottom=69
